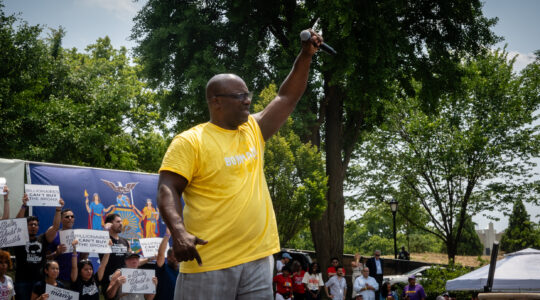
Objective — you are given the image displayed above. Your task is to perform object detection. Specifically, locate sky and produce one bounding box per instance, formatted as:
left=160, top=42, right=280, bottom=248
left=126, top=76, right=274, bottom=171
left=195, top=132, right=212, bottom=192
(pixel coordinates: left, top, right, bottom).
left=3, top=0, right=539, bottom=232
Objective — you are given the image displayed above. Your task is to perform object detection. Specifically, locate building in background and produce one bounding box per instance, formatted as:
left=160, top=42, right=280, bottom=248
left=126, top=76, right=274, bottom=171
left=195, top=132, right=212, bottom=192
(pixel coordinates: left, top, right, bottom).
left=476, top=222, right=504, bottom=255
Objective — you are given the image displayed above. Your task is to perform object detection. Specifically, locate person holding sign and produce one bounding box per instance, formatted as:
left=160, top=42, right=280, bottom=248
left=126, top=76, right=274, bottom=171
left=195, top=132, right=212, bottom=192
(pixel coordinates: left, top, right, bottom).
left=70, top=239, right=112, bottom=300
left=11, top=198, right=63, bottom=300
left=106, top=252, right=158, bottom=300
left=101, top=213, right=130, bottom=300
left=47, top=208, right=87, bottom=288
left=31, top=260, right=64, bottom=300
left=0, top=250, right=15, bottom=300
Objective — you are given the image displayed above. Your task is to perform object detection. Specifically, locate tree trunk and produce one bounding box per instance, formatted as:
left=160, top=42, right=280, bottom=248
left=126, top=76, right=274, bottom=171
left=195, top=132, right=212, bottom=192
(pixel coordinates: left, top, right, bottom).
left=447, top=239, right=457, bottom=263
left=310, top=83, right=345, bottom=278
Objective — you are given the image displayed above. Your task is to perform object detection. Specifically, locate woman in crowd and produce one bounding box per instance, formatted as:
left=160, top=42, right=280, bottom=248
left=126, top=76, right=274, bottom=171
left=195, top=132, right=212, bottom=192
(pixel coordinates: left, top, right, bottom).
left=302, top=262, right=324, bottom=300
left=351, top=253, right=365, bottom=299
left=381, top=281, right=399, bottom=300
left=70, top=240, right=112, bottom=300
left=31, top=260, right=64, bottom=300
left=291, top=260, right=306, bottom=300
left=0, top=250, right=15, bottom=300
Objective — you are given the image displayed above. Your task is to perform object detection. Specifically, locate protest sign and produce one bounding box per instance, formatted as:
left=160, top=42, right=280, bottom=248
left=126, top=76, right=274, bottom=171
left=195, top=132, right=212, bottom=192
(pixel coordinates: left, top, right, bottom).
left=121, top=268, right=156, bottom=294
left=59, top=229, right=75, bottom=253
left=46, top=283, right=79, bottom=300
left=73, top=229, right=111, bottom=253
left=25, top=184, right=60, bottom=207
left=0, top=218, right=29, bottom=247
left=0, top=177, right=5, bottom=195
left=139, top=237, right=169, bottom=258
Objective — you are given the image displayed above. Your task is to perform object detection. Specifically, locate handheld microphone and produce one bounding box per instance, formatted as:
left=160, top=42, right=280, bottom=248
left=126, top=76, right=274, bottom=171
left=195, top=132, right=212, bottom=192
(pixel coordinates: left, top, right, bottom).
left=300, top=30, right=337, bottom=55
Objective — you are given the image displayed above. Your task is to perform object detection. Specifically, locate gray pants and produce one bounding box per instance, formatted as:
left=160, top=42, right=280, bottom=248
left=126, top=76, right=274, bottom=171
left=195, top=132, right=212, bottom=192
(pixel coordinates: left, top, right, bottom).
left=174, top=255, right=274, bottom=299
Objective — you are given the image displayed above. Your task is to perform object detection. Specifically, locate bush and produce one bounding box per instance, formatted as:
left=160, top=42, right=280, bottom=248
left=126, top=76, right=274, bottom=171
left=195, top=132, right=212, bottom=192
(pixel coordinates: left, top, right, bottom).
left=419, top=264, right=471, bottom=300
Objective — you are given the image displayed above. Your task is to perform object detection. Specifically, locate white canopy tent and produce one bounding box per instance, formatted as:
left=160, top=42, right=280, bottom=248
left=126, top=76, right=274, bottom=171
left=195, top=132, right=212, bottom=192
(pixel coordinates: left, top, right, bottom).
left=446, top=248, right=540, bottom=292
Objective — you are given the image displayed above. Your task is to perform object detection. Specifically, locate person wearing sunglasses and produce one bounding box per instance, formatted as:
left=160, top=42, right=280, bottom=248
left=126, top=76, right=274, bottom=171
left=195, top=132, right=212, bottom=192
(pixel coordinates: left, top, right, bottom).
left=47, top=208, right=87, bottom=288
left=158, top=29, right=323, bottom=299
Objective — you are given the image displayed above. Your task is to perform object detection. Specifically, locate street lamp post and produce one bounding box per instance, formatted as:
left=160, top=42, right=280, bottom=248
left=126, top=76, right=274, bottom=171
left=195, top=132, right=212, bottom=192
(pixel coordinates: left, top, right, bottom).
left=389, top=198, right=398, bottom=259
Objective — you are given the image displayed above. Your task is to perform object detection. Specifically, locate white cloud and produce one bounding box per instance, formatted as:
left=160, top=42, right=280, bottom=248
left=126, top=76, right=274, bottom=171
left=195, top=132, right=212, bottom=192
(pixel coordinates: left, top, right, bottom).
left=76, top=0, right=144, bottom=22
left=507, top=50, right=536, bottom=73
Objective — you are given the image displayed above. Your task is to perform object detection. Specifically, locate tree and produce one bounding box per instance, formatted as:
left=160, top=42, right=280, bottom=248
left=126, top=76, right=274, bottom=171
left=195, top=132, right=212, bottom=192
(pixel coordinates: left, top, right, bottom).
left=354, top=50, right=540, bottom=261
left=131, top=0, right=499, bottom=268
left=253, top=84, right=327, bottom=245
left=454, top=215, right=483, bottom=256
left=500, top=198, right=538, bottom=253
left=0, top=5, right=167, bottom=172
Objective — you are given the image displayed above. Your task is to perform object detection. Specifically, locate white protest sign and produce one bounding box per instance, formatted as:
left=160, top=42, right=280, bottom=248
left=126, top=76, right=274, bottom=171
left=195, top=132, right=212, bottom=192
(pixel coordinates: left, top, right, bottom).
left=59, top=229, right=75, bottom=253
left=121, top=268, right=156, bottom=294
left=139, top=237, right=169, bottom=258
left=73, top=229, right=111, bottom=253
left=0, top=177, right=5, bottom=195
left=46, top=283, right=79, bottom=300
left=25, top=184, right=60, bottom=207
left=0, top=218, right=29, bottom=247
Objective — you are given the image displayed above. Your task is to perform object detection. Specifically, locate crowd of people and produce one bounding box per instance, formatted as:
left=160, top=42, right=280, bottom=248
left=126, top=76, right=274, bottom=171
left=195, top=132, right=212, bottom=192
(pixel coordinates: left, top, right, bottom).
left=0, top=184, right=179, bottom=300
left=273, top=250, right=427, bottom=300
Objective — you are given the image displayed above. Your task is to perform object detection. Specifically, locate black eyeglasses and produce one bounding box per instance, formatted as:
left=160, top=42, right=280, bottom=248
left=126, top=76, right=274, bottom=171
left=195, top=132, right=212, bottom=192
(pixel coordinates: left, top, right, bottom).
left=214, top=92, right=253, bottom=101
left=64, top=215, right=75, bottom=219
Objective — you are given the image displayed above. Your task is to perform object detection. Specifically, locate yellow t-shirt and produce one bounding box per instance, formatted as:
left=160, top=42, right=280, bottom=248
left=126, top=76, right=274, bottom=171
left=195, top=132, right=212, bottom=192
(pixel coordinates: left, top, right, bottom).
left=159, top=115, right=280, bottom=273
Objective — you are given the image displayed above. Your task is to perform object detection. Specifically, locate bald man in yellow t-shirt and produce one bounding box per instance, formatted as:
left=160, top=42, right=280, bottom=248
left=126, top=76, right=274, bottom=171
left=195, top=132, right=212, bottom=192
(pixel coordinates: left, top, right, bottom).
left=158, top=30, right=323, bottom=299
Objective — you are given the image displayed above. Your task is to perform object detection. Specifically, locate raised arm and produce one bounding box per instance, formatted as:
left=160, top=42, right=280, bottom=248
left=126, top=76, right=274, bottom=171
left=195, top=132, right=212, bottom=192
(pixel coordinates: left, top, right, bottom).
left=156, top=228, right=171, bottom=268
left=97, top=240, right=113, bottom=281
left=71, top=240, right=79, bottom=282
left=2, top=185, right=9, bottom=219
left=157, top=171, right=207, bottom=265
left=16, top=193, right=29, bottom=218
left=253, top=29, right=321, bottom=141
left=45, top=198, right=64, bottom=243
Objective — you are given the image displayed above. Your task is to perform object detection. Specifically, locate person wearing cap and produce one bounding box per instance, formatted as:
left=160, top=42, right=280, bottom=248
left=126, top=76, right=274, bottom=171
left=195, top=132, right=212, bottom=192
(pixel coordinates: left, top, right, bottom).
left=353, top=267, right=378, bottom=300
left=402, top=275, right=426, bottom=300
left=277, top=253, right=292, bottom=273
left=106, top=251, right=158, bottom=300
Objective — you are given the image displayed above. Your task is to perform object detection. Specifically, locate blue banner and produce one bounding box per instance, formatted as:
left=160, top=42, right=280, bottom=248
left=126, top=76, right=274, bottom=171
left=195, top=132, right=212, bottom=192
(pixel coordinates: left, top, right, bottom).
left=29, top=163, right=167, bottom=252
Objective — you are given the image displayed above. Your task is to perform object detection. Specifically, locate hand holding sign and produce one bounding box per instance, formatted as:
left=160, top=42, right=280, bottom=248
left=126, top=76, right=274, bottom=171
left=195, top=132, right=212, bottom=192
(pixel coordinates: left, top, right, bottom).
left=0, top=178, right=6, bottom=195
left=25, top=184, right=61, bottom=207
left=2, top=185, right=8, bottom=200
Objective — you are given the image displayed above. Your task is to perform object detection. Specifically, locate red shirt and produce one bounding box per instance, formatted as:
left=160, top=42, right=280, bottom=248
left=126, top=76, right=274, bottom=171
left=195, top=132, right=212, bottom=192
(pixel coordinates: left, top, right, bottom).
left=292, top=270, right=306, bottom=293
left=273, top=274, right=293, bottom=294
left=327, top=266, right=346, bottom=276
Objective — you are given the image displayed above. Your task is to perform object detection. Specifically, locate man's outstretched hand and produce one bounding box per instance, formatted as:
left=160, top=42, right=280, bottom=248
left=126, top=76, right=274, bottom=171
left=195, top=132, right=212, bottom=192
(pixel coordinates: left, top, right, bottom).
left=171, top=230, right=208, bottom=266
left=301, top=29, right=323, bottom=56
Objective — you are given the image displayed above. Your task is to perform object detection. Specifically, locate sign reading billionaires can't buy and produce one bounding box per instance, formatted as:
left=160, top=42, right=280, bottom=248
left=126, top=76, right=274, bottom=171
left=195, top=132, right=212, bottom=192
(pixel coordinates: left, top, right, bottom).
left=25, top=184, right=61, bottom=207
left=0, top=218, right=29, bottom=247
left=61, top=229, right=111, bottom=254
left=73, top=229, right=111, bottom=253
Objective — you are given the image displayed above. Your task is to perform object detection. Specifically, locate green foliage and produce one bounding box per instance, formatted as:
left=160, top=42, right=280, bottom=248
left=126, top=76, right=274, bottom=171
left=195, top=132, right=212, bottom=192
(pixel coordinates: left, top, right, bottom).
left=420, top=264, right=471, bottom=299
left=284, top=226, right=315, bottom=251
left=354, top=50, right=540, bottom=261
left=456, top=215, right=484, bottom=256
left=343, top=206, right=443, bottom=255
left=500, top=198, right=539, bottom=253
left=253, top=85, right=327, bottom=245
left=0, top=6, right=167, bottom=172
left=131, top=0, right=500, bottom=264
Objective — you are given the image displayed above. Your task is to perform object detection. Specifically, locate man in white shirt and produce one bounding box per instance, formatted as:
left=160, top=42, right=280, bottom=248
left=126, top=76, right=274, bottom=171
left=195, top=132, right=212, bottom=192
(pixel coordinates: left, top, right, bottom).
left=325, top=266, right=346, bottom=300
left=353, top=267, right=379, bottom=300
left=276, top=252, right=292, bottom=273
